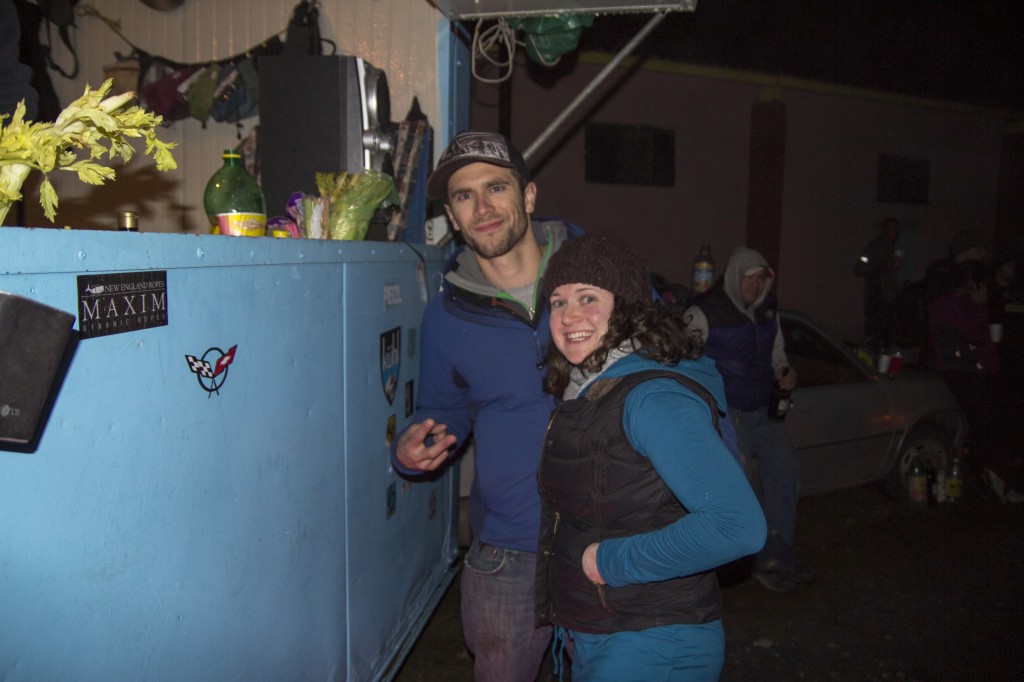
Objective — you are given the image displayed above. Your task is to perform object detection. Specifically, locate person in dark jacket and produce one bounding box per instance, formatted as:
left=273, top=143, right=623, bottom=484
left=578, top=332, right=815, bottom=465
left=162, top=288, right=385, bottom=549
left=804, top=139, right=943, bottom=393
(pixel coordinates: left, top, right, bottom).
left=390, top=130, right=584, bottom=681
left=685, top=247, right=815, bottom=593
left=855, top=217, right=903, bottom=352
left=537, top=233, right=766, bottom=681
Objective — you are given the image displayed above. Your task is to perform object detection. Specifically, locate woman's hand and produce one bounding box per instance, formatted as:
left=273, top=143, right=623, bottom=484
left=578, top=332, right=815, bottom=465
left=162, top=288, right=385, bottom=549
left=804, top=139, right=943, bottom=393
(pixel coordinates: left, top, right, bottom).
left=581, top=543, right=605, bottom=585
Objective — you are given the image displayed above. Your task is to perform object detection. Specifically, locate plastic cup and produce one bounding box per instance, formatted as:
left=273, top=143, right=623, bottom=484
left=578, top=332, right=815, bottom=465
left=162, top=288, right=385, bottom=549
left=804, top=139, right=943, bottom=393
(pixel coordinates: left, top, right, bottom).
left=889, top=354, right=904, bottom=377
left=990, top=323, right=1004, bottom=343
left=877, top=353, right=891, bottom=373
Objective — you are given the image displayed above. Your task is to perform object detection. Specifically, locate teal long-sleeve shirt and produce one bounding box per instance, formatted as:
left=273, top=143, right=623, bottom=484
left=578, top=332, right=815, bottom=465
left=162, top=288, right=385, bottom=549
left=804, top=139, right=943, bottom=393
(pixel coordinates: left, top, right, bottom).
left=586, top=354, right=767, bottom=587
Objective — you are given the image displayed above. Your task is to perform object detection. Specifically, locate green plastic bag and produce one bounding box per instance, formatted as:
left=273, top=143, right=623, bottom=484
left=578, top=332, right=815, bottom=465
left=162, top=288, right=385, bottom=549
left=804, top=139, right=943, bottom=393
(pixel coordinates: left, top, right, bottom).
left=509, top=14, right=595, bottom=66
left=315, top=170, right=399, bottom=241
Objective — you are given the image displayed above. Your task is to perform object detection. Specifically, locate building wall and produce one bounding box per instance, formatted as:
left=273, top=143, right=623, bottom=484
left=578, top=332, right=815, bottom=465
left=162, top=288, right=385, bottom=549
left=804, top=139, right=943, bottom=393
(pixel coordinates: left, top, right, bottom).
left=474, top=56, right=757, bottom=302
left=19, top=0, right=445, bottom=234
left=472, top=53, right=1016, bottom=342
left=781, top=88, right=1005, bottom=338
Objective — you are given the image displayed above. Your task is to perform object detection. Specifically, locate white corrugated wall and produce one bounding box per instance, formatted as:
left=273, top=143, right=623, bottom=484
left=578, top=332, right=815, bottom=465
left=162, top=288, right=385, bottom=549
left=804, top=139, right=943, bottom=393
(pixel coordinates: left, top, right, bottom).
left=27, top=0, right=444, bottom=233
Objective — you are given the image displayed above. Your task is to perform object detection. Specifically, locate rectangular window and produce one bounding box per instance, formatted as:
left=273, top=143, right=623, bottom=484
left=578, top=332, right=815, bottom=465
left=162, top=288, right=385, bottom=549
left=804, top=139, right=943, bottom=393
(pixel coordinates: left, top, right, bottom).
left=584, top=123, right=675, bottom=187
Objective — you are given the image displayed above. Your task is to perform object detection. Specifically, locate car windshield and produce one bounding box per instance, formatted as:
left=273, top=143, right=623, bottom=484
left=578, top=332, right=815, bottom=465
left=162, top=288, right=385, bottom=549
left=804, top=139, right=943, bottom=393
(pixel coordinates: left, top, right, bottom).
left=782, top=317, right=866, bottom=387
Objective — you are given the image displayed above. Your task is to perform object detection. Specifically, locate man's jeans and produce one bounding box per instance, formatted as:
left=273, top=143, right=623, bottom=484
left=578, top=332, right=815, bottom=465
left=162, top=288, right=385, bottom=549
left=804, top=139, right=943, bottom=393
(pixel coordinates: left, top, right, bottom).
left=731, top=407, right=801, bottom=570
left=461, top=541, right=552, bottom=682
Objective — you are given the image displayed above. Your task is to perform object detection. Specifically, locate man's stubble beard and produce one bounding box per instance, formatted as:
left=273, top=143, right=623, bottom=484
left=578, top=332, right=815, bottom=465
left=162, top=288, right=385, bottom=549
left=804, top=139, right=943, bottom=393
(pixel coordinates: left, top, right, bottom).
left=462, top=204, right=530, bottom=260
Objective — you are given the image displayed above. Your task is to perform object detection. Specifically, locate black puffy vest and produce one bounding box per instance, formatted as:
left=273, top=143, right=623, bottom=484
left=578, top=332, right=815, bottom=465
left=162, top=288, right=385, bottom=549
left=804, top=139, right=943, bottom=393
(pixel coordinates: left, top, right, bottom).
left=535, top=370, right=722, bottom=634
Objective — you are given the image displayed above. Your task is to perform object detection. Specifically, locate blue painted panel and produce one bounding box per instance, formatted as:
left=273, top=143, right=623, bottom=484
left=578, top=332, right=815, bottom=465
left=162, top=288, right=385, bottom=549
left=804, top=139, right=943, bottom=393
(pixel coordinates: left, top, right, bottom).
left=0, top=228, right=455, bottom=681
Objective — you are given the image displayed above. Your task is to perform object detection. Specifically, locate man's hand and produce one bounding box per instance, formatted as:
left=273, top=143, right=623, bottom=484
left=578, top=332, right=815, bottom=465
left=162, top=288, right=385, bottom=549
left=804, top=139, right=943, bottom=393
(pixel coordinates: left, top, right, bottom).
left=395, top=418, right=458, bottom=471
left=581, top=543, right=605, bottom=585
left=777, top=366, right=798, bottom=391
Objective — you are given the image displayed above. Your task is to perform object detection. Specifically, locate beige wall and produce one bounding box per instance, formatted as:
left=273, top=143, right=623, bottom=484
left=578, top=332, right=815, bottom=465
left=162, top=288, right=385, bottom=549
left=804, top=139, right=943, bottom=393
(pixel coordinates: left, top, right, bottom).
left=473, top=53, right=1016, bottom=342
left=780, top=89, right=1005, bottom=339
left=474, top=56, right=756, bottom=299
left=20, top=0, right=444, bottom=233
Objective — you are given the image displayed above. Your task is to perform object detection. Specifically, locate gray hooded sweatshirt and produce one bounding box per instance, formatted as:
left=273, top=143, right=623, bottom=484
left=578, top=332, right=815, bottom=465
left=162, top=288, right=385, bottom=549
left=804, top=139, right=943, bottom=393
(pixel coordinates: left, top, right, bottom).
left=685, top=246, right=791, bottom=378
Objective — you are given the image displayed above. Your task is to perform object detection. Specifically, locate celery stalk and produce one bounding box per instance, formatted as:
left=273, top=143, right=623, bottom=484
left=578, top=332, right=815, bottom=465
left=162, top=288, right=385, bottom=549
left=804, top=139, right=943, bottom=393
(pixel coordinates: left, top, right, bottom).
left=0, top=79, right=177, bottom=225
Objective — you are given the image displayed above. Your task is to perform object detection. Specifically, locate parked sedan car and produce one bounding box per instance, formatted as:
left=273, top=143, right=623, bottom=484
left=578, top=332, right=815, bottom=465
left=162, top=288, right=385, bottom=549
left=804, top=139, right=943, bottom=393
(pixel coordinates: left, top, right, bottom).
left=779, top=310, right=966, bottom=499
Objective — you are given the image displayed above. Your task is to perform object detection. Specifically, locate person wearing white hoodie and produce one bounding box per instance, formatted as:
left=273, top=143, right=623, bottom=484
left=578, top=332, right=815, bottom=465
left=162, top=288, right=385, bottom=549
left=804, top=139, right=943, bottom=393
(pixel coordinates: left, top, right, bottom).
left=685, top=247, right=814, bottom=593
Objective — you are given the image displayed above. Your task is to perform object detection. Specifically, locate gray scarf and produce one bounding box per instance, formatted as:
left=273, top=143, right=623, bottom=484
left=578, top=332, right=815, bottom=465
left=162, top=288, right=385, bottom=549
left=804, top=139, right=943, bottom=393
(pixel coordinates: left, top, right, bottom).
left=563, top=339, right=639, bottom=401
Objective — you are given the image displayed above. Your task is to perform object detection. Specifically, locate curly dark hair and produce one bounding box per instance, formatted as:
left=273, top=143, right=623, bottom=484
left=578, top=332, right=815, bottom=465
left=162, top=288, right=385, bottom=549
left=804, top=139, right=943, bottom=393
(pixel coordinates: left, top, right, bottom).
left=543, top=296, right=704, bottom=397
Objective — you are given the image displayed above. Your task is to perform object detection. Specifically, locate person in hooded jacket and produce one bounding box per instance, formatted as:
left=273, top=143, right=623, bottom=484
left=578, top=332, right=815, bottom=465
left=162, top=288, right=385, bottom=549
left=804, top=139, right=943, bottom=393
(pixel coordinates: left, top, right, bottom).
left=685, top=247, right=814, bottom=593
left=536, top=233, right=766, bottom=681
left=390, top=130, right=584, bottom=681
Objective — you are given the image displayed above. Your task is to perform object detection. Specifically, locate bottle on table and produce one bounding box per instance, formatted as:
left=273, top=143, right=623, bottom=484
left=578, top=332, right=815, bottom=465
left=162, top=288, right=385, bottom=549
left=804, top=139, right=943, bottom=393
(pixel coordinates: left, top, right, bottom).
left=117, top=210, right=139, bottom=232
left=203, top=150, right=266, bottom=237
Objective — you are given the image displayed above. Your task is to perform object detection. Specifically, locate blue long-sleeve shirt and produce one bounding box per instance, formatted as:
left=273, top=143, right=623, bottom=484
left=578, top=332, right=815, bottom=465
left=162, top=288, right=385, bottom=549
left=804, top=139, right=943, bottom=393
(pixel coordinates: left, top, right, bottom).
left=583, top=354, right=767, bottom=587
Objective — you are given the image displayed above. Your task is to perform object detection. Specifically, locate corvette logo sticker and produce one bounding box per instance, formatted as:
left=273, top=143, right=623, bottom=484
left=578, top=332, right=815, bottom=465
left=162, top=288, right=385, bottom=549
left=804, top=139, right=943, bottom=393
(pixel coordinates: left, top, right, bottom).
left=185, top=345, right=237, bottom=396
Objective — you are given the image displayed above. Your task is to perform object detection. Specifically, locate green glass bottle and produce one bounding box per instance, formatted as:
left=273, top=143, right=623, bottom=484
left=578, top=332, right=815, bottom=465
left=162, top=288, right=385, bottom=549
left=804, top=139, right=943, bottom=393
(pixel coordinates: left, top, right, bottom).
left=203, top=150, right=266, bottom=237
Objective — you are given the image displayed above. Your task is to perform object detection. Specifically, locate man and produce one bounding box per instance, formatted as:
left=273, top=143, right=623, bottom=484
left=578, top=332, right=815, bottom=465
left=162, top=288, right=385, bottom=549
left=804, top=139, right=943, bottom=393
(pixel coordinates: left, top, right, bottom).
left=685, top=247, right=814, bottom=593
left=854, top=217, right=902, bottom=352
left=391, top=130, right=582, bottom=680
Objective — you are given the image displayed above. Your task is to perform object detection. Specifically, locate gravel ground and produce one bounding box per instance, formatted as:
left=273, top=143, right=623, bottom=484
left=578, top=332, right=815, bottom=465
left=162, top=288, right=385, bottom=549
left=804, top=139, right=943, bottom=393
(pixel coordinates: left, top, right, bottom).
left=396, top=482, right=1024, bottom=681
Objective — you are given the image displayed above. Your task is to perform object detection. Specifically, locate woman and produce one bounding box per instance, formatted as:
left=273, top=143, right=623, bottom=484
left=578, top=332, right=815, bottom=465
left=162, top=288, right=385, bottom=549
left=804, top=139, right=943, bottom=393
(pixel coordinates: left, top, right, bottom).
left=536, top=233, right=767, bottom=681
left=930, top=259, right=1023, bottom=501
left=929, top=259, right=998, bottom=378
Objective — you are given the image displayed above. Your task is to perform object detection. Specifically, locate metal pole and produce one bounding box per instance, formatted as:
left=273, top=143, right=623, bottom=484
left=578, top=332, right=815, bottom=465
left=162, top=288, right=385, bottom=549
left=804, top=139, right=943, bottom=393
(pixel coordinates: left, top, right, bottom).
left=522, top=11, right=669, bottom=161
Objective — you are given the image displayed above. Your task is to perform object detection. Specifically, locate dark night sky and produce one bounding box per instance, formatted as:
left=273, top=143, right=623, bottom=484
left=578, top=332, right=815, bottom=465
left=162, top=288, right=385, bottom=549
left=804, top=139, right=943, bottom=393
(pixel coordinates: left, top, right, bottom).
left=576, top=1, right=1024, bottom=112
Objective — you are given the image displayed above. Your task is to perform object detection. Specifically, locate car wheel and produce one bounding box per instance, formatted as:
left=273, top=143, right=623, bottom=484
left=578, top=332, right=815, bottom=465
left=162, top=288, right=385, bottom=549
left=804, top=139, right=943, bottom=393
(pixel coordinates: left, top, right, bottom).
left=884, top=423, right=954, bottom=502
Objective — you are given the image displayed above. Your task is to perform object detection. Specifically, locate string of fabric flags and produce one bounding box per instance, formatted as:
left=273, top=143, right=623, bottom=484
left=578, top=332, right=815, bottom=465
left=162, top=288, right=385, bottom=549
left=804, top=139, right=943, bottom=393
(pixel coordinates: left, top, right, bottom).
left=78, top=2, right=334, bottom=130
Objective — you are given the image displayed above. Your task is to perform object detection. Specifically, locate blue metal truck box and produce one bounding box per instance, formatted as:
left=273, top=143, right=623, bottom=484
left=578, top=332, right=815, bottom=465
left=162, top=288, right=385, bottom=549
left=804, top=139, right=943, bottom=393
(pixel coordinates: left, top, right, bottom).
left=0, top=227, right=457, bottom=681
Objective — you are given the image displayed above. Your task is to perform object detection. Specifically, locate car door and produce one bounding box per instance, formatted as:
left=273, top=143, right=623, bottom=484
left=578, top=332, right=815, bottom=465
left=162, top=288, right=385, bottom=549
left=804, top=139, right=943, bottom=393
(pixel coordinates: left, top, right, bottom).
left=780, top=312, right=897, bottom=496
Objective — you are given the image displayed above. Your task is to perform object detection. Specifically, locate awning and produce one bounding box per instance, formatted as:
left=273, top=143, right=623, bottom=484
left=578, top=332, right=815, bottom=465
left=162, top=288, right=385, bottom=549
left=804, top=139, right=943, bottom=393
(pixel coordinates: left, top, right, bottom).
left=432, top=1, right=699, bottom=160
left=432, top=1, right=696, bottom=20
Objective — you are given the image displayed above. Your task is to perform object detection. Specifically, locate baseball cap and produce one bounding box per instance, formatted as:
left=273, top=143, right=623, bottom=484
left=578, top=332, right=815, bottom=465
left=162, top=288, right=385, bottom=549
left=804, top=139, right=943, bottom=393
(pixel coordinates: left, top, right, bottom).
left=426, top=130, right=530, bottom=201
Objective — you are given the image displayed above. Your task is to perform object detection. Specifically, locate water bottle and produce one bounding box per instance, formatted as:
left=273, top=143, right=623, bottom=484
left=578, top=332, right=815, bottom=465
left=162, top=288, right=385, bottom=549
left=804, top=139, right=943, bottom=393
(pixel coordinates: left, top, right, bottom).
left=203, top=150, right=266, bottom=237
left=691, top=244, right=715, bottom=294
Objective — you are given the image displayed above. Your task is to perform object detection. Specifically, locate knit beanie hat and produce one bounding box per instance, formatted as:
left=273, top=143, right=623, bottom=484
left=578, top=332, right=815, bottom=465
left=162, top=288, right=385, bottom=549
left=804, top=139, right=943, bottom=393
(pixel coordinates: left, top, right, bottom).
left=543, top=233, right=649, bottom=304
